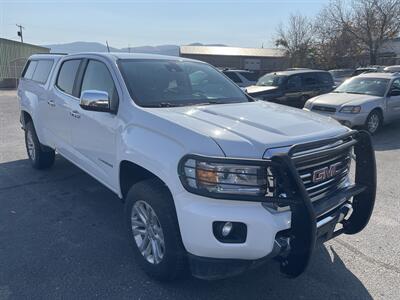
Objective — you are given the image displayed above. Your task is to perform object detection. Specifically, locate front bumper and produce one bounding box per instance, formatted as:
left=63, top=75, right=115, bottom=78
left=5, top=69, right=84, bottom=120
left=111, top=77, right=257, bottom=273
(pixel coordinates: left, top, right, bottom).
left=177, top=131, right=376, bottom=279
left=305, top=109, right=368, bottom=127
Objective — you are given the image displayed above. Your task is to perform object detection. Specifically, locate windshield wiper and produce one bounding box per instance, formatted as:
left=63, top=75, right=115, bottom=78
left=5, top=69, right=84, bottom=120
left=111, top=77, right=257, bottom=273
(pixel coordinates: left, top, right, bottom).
left=345, top=92, right=366, bottom=95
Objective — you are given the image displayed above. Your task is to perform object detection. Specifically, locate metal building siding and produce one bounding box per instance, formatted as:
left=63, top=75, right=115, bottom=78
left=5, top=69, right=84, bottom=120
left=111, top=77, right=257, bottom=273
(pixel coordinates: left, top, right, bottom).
left=0, top=38, right=50, bottom=80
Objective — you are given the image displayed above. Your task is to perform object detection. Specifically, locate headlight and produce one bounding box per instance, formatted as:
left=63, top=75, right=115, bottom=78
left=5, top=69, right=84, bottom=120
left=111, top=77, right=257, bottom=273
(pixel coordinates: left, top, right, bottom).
left=178, top=155, right=276, bottom=200
left=340, top=106, right=361, bottom=114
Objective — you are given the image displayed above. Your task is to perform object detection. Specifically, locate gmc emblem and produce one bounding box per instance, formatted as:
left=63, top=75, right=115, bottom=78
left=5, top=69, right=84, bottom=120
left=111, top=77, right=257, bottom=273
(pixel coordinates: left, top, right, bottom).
left=312, top=162, right=341, bottom=183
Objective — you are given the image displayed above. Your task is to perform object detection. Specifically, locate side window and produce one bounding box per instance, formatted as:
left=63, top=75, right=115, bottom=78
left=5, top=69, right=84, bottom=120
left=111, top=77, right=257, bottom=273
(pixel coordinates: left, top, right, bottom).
left=392, top=79, right=400, bottom=90
left=302, top=73, right=318, bottom=86
left=80, top=60, right=118, bottom=111
left=239, top=71, right=258, bottom=82
left=224, top=72, right=242, bottom=83
left=23, top=60, right=38, bottom=80
left=56, top=59, right=81, bottom=96
left=32, top=60, right=54, bottom=84
left=318, top=73, right=333, bottom=85
left=287, top=75, right=301, bottom=89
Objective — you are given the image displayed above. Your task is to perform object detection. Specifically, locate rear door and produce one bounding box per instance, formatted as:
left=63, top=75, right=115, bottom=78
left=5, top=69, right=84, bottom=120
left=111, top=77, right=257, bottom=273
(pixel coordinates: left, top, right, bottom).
left=386, top=78, right=400, bottom=122
left=68, top=58, right=120, bottom=189
left=316, top=72, right=334, bottom=94
left=301, top=72, right=320, bottom=99
left=284, top=75, right=303, bottom=107
left=51, top=59, right=82, bottom=158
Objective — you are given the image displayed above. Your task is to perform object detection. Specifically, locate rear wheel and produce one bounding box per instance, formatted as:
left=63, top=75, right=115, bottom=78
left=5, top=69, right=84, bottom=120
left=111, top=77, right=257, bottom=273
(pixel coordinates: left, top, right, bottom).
left=365, top=110, right=382, bottom=135
left=124, top=178, right=187, bottom=281
left=25, top=122, right=55, bottom=169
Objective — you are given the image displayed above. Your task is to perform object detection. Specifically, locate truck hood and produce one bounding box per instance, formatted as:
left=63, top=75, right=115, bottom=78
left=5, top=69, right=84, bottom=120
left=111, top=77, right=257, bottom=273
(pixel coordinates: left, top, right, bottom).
left=245, top=85, right=279, bottom=95
left=145, top=101, right=349, bottom=158
left=310, top=92, right=381, bottom=107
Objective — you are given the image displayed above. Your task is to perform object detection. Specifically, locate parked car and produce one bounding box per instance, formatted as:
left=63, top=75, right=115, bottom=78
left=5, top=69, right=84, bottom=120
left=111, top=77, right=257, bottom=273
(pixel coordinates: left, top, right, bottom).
left=304, top=72, right=400, bottom=134
left=329, top=69, right=354, bottom=86
left=18, top=53, right=376, bottom=281
left=222, top=69, right=258, bottom=87
left=383, top=65, right=400, bottom=73
left=351, top=66, right=385, bottom=77
left=246, top=70, right=335, bottom=108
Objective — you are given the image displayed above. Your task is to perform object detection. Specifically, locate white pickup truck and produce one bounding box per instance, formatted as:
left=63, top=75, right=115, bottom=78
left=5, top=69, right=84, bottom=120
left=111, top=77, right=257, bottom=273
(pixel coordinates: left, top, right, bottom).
left=18, top=53, right=377, bottom=281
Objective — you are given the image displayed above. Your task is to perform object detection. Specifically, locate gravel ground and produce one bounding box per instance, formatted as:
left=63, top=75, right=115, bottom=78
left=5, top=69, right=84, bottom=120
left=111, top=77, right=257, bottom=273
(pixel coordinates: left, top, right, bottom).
left=0, top=90, right=399, bottom=300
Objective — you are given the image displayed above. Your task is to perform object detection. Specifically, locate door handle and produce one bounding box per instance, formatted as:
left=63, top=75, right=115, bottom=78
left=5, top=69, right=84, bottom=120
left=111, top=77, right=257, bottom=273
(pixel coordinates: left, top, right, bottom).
left=47, top=100, right=56, bottom=107
left=70, top=110, right=81, bottom=119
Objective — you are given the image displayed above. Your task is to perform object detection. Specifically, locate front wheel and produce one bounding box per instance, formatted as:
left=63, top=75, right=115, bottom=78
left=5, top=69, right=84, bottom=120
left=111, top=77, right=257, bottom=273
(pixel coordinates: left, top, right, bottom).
left=365, top=110, right=382, bottom=135
left=25, top=122, right=55, bottom=169
left=124, top=178, right=187, bottom=281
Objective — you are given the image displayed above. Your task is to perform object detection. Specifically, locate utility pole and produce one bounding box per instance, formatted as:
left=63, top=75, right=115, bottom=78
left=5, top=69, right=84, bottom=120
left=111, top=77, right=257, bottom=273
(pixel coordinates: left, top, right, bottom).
left=128, top=44, right=131, bottom=53
left=106, top=40, right=110, bottom=53
left=16, top=24, right=24, bottom=43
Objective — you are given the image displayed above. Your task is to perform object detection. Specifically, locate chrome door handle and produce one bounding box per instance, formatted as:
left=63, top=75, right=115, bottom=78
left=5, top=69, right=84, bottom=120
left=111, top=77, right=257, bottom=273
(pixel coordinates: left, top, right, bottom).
left=47, top=100, right=56, bottom=107
left=70, top=110, right=81, bottom=119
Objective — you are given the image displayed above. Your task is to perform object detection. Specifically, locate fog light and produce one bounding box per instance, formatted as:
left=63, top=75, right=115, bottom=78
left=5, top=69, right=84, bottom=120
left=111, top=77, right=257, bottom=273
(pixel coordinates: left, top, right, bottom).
left=221, top=222, right=233, bottom=237
left=213, top=221, right=247, bottom=243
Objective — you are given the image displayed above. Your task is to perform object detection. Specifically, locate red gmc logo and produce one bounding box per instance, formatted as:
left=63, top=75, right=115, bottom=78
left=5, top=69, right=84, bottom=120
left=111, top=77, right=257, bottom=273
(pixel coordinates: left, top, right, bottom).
left=312, top=162, right=341, bottom=183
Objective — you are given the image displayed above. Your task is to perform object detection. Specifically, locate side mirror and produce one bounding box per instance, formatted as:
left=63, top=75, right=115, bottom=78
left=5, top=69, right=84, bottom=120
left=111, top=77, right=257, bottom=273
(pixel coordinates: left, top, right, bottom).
left=389, top=89, right=400, bottom=97
left=80, top=90, right=111, bottom=112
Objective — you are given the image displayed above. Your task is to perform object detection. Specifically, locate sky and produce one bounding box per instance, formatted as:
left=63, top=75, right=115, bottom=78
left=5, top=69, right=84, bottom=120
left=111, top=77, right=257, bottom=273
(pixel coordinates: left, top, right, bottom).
left=1, top=0, right=329, bottom=48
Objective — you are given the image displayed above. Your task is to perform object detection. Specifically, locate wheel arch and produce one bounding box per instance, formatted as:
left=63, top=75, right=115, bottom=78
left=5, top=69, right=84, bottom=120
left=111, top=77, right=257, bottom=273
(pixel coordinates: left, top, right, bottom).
left=119, top=160, right=172, bottom=200
left=20, top=110, right=33, bottom=129
left=369, top=107, right=384, bottom=122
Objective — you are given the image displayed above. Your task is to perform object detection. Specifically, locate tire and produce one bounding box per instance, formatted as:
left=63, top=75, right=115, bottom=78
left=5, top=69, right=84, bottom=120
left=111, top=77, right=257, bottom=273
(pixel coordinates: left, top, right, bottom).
left=365, top=110, right=382, bottom=135
left=25, top=121, right=55, bottom=169
left=124, top=178, right=187, bottom=281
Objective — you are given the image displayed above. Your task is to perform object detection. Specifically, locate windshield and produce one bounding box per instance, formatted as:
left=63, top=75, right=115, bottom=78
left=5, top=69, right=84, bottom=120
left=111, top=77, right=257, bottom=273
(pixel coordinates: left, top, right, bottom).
left=256, top=74, right=286, bottom=87
left=334, top=77, right=389, bottom=97
left=118, top=59, right=249, bottom=107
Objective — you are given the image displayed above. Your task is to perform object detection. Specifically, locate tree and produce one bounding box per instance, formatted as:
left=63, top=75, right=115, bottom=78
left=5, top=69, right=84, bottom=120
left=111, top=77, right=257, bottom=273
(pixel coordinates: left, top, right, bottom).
left=313, top=6, right=364, bottom=69
left=275, top=13, right=316, bottom=67
left=324, top=0, right=400, bottom=65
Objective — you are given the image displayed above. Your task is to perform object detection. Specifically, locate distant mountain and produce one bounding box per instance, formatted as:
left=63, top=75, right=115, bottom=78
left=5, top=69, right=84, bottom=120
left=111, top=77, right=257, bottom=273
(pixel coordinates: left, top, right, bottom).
left=44, top=41, right=120, bottom=53
left=44, top=42, right=227, bottom=56
left=120, top=45, right=180, bottom=56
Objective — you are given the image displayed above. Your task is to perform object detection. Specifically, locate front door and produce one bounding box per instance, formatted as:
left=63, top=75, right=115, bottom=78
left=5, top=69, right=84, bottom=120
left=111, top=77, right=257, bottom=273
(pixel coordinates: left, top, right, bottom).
left=386, top=78, right=400, bottom=122
left=69, top=59, right=120, bottom=190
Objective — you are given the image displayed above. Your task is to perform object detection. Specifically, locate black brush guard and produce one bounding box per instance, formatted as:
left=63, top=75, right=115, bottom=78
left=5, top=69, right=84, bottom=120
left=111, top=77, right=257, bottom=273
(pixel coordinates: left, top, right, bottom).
left=270, top=130, right=376, bottom=278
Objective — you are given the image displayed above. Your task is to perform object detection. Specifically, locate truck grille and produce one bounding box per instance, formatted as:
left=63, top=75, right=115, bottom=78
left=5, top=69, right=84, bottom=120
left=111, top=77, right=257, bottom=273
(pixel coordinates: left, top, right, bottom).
left=292, top=138, right=353, bottom=203
left=312, top=105, right=336, bottom=113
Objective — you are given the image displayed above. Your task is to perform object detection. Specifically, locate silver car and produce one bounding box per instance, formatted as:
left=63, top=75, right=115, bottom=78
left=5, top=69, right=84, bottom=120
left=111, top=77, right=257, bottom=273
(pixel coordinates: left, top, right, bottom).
left=304, top=72, right=400, bottom=134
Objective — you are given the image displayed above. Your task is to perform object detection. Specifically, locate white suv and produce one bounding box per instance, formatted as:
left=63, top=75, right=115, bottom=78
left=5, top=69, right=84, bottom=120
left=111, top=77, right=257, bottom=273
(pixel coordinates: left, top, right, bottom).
left=18, top=53, right=376, bottom=281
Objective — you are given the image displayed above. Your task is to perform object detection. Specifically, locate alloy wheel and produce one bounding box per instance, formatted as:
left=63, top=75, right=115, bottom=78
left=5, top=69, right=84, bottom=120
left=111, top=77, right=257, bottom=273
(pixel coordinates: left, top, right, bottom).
left=131, top=200, right=165, bottom=264
left=367, top=113, right=380, bottom=134
left=26, top=130, right=36, bottom=161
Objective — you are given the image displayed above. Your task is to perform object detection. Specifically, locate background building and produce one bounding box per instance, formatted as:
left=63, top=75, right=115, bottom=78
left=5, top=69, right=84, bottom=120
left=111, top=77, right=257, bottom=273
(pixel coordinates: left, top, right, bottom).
left=0, top=38, right=50, bottom=88
left=379, top=38, right=400, bottom=65
left=180, top=45, right=288, bottom=75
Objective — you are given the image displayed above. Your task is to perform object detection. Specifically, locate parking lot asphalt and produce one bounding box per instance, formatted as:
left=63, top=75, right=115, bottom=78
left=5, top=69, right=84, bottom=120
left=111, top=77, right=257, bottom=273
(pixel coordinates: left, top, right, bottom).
left=0, top=90, right=399, bottom=300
